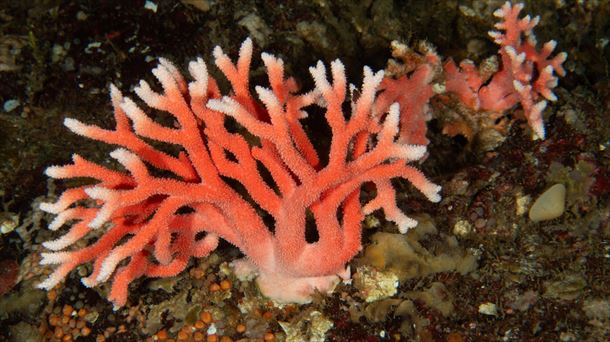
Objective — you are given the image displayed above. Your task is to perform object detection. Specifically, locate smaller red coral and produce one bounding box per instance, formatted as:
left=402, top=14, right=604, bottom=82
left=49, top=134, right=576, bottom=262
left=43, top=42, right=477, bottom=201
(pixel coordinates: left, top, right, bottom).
left=444, top=1, right=567, bottom=139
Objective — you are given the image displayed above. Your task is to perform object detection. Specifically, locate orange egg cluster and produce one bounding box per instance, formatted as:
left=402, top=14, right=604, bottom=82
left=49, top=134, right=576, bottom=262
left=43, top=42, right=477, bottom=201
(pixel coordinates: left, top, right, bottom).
left=43, top=304, right=92, bottom=341
left=146, top=311, right=277, bottom=342
left=208, top=279, right=232, bottom=292
left=39, top=266, right=281, bottom=341
left=94, top=323, right=129, bottom=341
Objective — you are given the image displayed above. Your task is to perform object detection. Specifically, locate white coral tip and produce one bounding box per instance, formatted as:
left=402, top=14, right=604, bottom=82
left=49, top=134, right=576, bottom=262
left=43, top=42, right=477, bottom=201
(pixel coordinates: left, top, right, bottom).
left=212, top=45, right=224, bottom=60
left=134, top=80, right=160, bottom=107
left=109, top=83, right=121, bottom=96
left=255, top=86, right=280, bottom=109
left=425, top=184, right=442, bottom=203
left=240, top=37, right=253, bottom=53
left=386, top=103, right=400, bottom=127
left=37, top=275, right=62, bottom=290
left=545, top=40, right=557, bottom=52
left=188, top=58, right=209, bottom=97
left=36, top=280, right=52, bottom=290
left=513, top=80, right=525, bottom=93
left=363, top=65, right=384, bottom=87
left=260, top=52, right=277, bottom=67
left=63, top=117, right=86, bottom=136
left=43, top=234, right=77, bottom=251
left=40, top=251, right=71, bottom=265
left=39, top=202, right=59, bottom=214
left=207, top=96, right=237, bottom=115
left=532, top=122, right=546, bottom=140
left=188, top=57, right=206, bottom=78
left=81, top=276, right=96, bottom=288
left=96, top=253, right=120, bottom=283
left=400, top=145, right=427, bottom=161
left=109, top=148, right=135, bottom=166
left=119, top=97, right=138, bottom=119
left=88, top=209, right=112, bottom=229
left=48, top=212, right=70, bottom=230
left=84, top=186, right=109, bottom=200
left=395, top=213, right=418, bottom=234
left=331, top=59, right=346, bottom=79
left=546, top=92, right=558, bottom=102
left=309, top=61, right=330, bottom=93
left=533, top=100, right=548, bottom=114
left=532, top=15, right=540, bottom=27
left=45, top=165, right=67, bottom=180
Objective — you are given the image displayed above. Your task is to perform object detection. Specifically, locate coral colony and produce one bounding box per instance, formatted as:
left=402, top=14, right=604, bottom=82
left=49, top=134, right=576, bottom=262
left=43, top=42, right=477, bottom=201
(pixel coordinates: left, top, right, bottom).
left=37, top=39, right=441, bottom=307
left=444, top=2, right=567, bottom=140
left=38, top=2, right=565, bottom=307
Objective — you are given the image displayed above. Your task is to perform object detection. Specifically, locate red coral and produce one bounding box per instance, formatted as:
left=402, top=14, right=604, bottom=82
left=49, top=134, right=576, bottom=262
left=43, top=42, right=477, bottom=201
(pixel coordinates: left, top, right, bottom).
left=375, top=63, right=436, bottom=146
left=444, top=1, right=567, bottom=139
left=38, top=39, right=440, bottom=307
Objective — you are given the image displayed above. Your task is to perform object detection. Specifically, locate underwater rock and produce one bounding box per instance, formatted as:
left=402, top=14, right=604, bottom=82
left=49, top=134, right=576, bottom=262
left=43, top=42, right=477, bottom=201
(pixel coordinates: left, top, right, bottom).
left=529, top=183, right=566, bottom=222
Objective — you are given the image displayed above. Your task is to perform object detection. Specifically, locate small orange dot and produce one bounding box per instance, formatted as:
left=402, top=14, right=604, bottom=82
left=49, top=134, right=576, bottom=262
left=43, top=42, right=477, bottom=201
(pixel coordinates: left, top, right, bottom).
left=262, top=311, right=273, bottom=320
left=81, top=326, right=92, bottom=337
left=49, top=314, right=60, bottom=326
left=446, top=332, right=465, bottom=342
left=206, top=335, right=218, bottom=342
left=220, top=337, right=233, bottom=342
left=47, top=289, right=57, bottom=301
left=194, top=320, right=205, bottom=329
left=264, top=332, right=275, bottom=341
left=95, top=335, right=106, bottom=342
left=62, top=305, right=74, bottom=317
left=209, top=283, right=221, bottom=292
left=155, top=329, right=168, bottom=340
left=235, top=324, right=246, bottom=333
left=54, top=327, right=64, bottom=338
left=62, top=334, right=72, bottom=341
left=182, top=328, right=193, bottom=337
left=78, top=308, right=87, bottom=317
left=193, top=331, right=204, bottom=341
left=219, top=280, right=231, bottom=290
left=200, top=311, right=213, bottom=324
left=177, top=330, right=189, bottom=340
left=191, top=268, right=205, bottom=279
